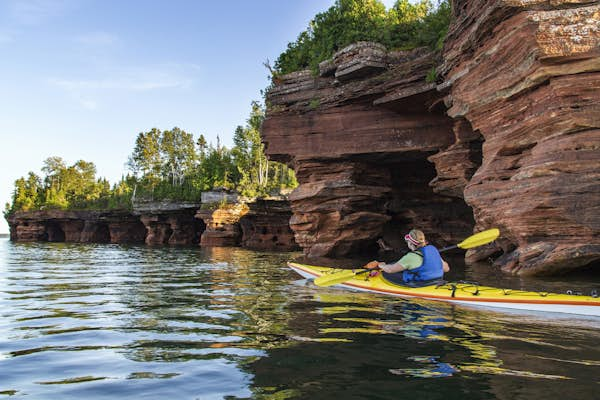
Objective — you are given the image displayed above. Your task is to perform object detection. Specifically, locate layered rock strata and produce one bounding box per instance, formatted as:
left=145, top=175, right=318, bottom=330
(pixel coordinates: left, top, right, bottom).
left=439, top=0, right=600, bottom=275
left=195, top=203, right=249, bottom=247
left=7, top=210, right=147, bottom=244
left=133, top=201, right=204, bottom=245
left=7, top=199, right=298, bottom=251
left=263, top=43, right=476, bottom=258
left=263, top=2, right=600, bottom=275
left=240, top=199, right=300, bottom=251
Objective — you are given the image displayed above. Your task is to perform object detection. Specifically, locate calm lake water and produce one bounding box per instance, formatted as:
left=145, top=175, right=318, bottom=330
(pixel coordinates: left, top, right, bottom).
left=1, top=238, right=599, bottom=399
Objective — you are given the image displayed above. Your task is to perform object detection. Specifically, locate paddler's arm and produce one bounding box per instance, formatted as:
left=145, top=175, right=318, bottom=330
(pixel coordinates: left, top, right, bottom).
left=378, top=261, right=406, bottom=273
left=364, top=260, right=405, bottom=273
left=442, top=259, right=450, bottom=273
left=365, top=252, right=423, bottom=273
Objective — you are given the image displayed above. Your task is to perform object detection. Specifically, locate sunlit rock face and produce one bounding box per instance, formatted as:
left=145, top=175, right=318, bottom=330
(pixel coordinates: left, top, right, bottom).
left=263, top=43, right=475, bottom=259
left=195, top=204, right=249, bottom=247
left=263, top=1, right=600, bottom=274
left=6, top=199, right=298, bottom=250
left=6, top=210, right=147, bottom=244
left=442, top=0, right=600, bottom=275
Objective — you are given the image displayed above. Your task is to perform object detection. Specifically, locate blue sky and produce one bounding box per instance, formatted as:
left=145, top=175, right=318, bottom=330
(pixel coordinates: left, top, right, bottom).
left=0, top=0, right=397, bottom=234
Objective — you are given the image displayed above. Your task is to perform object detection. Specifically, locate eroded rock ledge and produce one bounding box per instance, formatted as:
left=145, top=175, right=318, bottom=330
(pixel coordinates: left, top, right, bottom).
left=7, top=210, right=147, bottom=244
left=262, top=1, right=600, bottom=275
left=263, top=43, right=476, bottom=259
left=442, top=0, right=600, bottom=275
left=6, top=198, right=298, bottom=251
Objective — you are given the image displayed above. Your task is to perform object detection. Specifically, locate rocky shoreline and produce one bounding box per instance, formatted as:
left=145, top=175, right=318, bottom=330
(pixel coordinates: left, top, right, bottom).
left=5, top=198, right=299, bottom=252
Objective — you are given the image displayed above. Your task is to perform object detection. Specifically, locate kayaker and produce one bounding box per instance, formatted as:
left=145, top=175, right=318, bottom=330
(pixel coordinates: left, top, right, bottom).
left=365, top=229, right=449, bottom=286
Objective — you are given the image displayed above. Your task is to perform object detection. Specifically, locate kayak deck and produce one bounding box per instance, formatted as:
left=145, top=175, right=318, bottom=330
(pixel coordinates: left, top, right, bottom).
left=288, top=262, right=600, bottom=317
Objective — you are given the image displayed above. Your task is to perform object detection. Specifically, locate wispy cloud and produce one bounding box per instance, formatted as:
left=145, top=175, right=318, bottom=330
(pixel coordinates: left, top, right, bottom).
left=49, top=74, right=191, bottom=92
left=74, top=32, right=118, bottom=46
left=48, top=64, right=199, bottom=109
left=9, top=0, right=70, bottom=25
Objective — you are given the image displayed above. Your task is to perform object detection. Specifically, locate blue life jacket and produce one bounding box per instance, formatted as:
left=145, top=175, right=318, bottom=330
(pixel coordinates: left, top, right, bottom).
left=402, top=245, right=443, bottom=283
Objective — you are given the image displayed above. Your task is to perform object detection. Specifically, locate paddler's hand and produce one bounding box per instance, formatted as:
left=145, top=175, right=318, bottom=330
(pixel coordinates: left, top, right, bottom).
left=364, top=260, right=380, bottom=270
left=364, top=261, right=383, bottom=277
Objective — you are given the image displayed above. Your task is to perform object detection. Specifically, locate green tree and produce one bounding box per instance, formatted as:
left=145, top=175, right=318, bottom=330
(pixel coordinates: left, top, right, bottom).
left=274, top=0, right=451, bottom=75
left=197, top=134, right=208, bottom=159
left=160, top=127, right=197, bottom=185
left=41, top=156, right=66, bottom=192
left=68, top=160, right=100, bottom=203
left=199, top=143, right=236, bottom=190
left=127, top=128, right=162, bottom=180
left=232, top=101, right=270, bottom=196
left=231, top=101, right=298, bottom=197
left=9, top=172, right=41, bottom=213
left=414, top=0, right=451, bottom=51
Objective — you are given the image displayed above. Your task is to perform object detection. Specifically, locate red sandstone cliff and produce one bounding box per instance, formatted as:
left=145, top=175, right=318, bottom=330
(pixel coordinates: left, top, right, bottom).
left=133, top=201, right=204, bottom=245
left=196, top=203, right=249, bottom=247
left=7, top=210, right=147, bottom=244
left=440, top=0, right=600, bottom=275
left=7, top=198, right=298, bottom=252
left=263, top=43, right=475, bottom=259
left=262, top=2, right=600, bottom=275
left=240, top=199, right=299, bottom=251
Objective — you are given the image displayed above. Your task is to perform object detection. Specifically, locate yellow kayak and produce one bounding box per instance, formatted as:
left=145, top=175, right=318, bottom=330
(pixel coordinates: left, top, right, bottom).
left=288, top=262, right=600, bottom=317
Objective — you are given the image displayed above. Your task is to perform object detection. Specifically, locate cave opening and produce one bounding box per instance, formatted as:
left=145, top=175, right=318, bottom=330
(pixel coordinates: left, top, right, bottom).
left=45, top=222, right=65, bottom=242
left=372, top=153, right=476, bottom=257
left=164, top=227, right=174, bottom=244
left=193, top=219, right=207, bottom=245
left=96, top=223, right=111, bottom=243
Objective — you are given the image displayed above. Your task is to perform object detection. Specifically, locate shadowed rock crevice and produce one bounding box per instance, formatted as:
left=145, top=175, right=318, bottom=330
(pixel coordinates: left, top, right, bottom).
left=428, top=118, right=484, bottom=199
left=139, top=213, right=205, bottom=246
left=381, top=157, right=475, bottom=253
left=46, top=222, right=66, bottom=242
left=134, top=201, right=204, bottom=245
left=285, top=153, right=476, bottom=259
left=81, top=221, right=111, bottom=243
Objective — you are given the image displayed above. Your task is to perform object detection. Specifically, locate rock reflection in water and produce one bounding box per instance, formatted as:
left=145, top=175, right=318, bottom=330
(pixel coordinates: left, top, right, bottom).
left=1, top=240, right=599, bottom=399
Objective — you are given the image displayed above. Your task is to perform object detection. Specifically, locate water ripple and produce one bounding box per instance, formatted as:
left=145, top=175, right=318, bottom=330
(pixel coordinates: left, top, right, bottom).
left=1, top=240, right=600, bottom=399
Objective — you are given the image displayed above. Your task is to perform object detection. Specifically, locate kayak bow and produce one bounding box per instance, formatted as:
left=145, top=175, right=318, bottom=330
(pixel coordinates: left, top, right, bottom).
left=289, top=262, right=600, bottom=317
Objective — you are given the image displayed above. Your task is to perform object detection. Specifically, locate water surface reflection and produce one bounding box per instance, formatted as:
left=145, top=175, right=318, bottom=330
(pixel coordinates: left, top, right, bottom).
left=1, top=239, right=599, bottom=399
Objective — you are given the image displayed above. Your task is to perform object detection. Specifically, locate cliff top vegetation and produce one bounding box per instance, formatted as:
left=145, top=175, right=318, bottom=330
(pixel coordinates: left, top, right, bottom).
left=273, top=0, right=450, bottom=75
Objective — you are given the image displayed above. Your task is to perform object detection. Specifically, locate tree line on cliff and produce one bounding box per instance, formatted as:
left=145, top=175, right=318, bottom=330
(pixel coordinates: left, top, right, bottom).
left=273, top=0, right=450, bottom=75
left=4, top=102, right=297, bottom=215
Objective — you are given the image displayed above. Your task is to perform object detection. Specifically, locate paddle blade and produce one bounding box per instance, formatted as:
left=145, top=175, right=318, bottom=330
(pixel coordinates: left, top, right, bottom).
left=457, top=228, right=500, bottom=250
left=313, top=269, right=363, bottom=287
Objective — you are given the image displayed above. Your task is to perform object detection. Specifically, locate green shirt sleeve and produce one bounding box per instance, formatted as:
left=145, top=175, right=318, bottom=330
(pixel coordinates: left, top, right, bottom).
left=397, top=252, right=423, bottom=270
